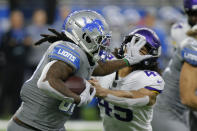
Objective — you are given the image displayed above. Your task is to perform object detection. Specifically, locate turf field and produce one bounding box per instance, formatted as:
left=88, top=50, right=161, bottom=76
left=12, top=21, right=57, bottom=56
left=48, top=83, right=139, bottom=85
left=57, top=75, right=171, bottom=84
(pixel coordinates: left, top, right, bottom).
left=0, top=120, right=102, bottom=131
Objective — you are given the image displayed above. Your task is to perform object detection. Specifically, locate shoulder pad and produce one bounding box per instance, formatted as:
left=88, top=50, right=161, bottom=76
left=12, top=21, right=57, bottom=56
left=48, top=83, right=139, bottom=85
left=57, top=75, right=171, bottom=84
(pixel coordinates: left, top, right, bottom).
left=171, top=22, right=190, bottom=48
left=180, top=37, right=197, bottom=66
left=126, top=70, right=165, bottom=93
left=48, top=41, right=81, bottom=71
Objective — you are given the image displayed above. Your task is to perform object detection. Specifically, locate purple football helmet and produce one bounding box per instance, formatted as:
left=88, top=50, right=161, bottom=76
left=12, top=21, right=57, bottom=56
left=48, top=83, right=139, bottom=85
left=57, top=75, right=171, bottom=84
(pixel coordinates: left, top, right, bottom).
left=184, top=0, right=197, bottom=26
left=129, top=28, right=161, bottom=57
left=184, top=0, right=197, bottom=12
left=118, top=28, right=161, bottom=67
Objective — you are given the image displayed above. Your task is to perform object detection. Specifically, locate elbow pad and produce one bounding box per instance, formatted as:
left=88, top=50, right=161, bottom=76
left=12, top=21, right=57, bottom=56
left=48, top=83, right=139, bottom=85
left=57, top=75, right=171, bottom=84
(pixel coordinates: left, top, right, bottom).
left=37, top=60, right=74, bottom=102
left=104, top=94, right=149, bottom=107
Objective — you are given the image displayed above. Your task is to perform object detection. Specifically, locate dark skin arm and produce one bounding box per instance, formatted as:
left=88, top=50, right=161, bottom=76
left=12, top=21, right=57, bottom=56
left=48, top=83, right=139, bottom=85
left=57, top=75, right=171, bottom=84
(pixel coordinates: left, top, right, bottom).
left=43, top=61, right=81, bottom=104
left=92, top=59, right=128, bottom=76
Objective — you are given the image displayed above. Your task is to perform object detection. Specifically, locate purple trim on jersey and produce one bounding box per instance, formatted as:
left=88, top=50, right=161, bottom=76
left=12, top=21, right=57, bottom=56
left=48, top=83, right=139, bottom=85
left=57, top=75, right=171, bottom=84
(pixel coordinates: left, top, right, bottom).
left=144, top=86, right=162, bottom=93
left=134, top=29, right=160, bottom=49
left=184, top=0, right=197, bottom=10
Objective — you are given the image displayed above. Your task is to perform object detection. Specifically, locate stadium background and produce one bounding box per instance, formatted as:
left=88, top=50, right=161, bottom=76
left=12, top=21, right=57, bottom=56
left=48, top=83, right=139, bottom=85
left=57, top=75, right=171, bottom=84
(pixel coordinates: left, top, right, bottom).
left=0, top=0, right=185, bottom=130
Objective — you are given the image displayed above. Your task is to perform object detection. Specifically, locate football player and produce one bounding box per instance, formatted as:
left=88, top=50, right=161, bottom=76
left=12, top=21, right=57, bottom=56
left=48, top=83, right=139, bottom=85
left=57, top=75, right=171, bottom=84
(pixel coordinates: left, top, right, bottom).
left=89, top=28, right=164, bottom=131
left=152, top=0, right=197, bottom=131
left=7, top=10, right=151, bottom=131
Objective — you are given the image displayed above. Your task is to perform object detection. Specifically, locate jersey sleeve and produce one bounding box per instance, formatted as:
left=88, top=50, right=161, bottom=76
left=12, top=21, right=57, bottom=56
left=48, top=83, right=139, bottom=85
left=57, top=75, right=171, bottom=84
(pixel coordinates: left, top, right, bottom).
left=48, top=42, right=81, bottom=71
left=94, top=72, right=116, bottom=89
left=133, top=71, right=165, bottom=94
left=143, top=71, right=164, bottom=94
left=180, top=37, right=197, bottom=66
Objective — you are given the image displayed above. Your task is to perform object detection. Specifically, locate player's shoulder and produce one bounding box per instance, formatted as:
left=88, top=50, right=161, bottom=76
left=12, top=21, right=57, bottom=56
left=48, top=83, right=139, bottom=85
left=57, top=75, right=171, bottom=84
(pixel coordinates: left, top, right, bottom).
left=131, top=70, right=163, bottom=81
left=49, top=41, right=83, bottom=55
left=180, top=37, right=197, bottom=50
left=47, top=40, right=86, bottom=71
left=171, top=21, right=189, bottom=30
left=179, top=37, right=197, bottom=66
left=125, top=70, right=164, bottom=90
left=171, top=21, right=190, bottom=46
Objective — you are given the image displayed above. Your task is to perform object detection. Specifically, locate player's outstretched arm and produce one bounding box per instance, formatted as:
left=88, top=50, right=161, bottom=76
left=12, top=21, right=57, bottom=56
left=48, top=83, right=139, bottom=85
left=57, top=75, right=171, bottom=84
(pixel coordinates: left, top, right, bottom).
left=92, top=60, right=128, bottom=76
left=92, top=36, right=152, bottom=76
left=180, top=62, right=197, bottom=110
left=88, top=79, right=157, bottom=107
left=37, top=60, right=81, bottom=104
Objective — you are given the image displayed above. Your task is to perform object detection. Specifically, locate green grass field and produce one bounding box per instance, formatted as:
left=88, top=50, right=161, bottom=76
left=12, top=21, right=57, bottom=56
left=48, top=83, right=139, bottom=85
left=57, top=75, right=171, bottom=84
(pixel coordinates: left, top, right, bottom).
left=0, top=129, right=101, bottom=131
left=0, top=120, right=102, bottom=131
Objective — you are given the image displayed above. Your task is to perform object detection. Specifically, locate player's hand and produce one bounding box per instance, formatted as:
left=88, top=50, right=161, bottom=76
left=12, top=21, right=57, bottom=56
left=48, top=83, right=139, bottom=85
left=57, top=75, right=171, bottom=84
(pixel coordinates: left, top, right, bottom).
left=124, top=36, right=152, bottom=66
left=77, top=80, right=96, bottom=107
left=88, top=78, right=107, bottom=98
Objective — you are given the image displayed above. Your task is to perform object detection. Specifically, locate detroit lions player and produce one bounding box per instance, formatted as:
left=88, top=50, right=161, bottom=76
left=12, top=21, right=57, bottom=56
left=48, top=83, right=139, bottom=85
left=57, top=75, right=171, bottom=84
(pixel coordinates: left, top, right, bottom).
left=89, top=28, right=164, bottom=131
left=7, top=10, right=151, bottom=131
left=152, top=1, right=197, bottom=131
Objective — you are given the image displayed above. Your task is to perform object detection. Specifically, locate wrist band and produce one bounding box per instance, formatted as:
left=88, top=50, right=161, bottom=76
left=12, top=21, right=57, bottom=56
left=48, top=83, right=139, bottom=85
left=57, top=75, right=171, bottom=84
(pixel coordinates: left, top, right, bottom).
left=123, top=58, right=130, bottom=66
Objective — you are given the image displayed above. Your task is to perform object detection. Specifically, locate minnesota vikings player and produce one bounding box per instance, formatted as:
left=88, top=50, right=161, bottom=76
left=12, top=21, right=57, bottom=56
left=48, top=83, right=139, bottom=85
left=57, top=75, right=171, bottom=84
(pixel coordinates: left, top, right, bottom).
left=89, top=28, right=164, bottom=131
left=171, top=0, right=197, bottom=47
left=7, top=10, right=151, bottom=131
left=152, top=1, right=197, bottom=131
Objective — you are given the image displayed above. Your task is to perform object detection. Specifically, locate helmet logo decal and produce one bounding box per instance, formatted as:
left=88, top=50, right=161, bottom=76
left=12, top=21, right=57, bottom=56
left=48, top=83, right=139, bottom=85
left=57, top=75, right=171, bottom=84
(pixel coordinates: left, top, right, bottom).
left=82, top=17, right=104, bottom=34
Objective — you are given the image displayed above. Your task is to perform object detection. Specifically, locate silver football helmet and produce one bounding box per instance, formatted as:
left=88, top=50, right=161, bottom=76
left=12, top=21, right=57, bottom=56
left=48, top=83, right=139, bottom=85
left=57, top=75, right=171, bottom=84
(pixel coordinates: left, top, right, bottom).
left=62, top=10, right=111, bottom=62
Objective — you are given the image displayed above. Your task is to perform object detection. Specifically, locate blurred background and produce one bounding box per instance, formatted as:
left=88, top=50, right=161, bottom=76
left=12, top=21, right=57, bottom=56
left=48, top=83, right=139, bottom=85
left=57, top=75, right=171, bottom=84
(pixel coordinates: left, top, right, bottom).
left=0, top=0, right=186, bottom=130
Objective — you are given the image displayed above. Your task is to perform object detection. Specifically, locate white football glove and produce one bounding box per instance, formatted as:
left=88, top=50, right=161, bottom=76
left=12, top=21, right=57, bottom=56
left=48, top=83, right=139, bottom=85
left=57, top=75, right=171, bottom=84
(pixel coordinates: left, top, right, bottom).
left=77, top=80, right=96, bottom=107
left=124, top=35, right=152, bottom=66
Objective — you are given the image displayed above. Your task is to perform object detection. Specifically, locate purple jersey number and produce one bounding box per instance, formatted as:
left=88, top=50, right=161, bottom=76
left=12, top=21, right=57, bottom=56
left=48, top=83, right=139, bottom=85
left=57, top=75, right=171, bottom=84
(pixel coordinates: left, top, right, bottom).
left=98, top=98, right=133, bottom=122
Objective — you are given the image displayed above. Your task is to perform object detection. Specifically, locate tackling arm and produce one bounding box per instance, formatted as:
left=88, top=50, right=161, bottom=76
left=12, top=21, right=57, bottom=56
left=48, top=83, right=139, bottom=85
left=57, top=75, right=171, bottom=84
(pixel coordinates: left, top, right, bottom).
left=180, top=62, right=197, bottom=110
left=92, top=60, right=128, bottom=76
left=92, top=36, right=152, bottom=76
left=37, top=60, right=81, bottom=104
left=103, top=88, right=157, bottom=107
left=88, top=79, right=157, bottom=107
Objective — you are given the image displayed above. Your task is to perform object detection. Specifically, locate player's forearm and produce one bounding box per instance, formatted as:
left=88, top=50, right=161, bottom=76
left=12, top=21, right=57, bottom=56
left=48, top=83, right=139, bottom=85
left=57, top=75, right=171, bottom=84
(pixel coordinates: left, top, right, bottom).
left=92, top=59, right=128, bottom=76
left=48, top=78, right=81, bottom=104
left=96, top=88, right=145, bottom=99
left=38, top=60, right=81, bottom=104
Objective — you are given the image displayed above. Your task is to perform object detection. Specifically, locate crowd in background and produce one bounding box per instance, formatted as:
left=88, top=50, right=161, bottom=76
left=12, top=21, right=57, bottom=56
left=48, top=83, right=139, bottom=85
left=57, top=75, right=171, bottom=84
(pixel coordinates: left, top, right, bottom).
left=0, top=1, right=186, bottom=120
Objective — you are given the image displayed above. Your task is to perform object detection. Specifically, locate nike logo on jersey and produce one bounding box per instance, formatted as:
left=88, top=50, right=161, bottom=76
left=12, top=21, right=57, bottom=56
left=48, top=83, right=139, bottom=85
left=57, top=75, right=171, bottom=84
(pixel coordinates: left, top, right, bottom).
left=58, top=49, right=76, bottom=62
left=157, top=80, right=162, bottom=83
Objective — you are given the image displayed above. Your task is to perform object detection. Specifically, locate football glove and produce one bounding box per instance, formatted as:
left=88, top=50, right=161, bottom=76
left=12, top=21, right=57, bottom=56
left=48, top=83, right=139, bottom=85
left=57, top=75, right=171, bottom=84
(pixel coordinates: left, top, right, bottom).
left=77, top=80, right=96, bottom=107
left=124, top=36, right=152, bottom=66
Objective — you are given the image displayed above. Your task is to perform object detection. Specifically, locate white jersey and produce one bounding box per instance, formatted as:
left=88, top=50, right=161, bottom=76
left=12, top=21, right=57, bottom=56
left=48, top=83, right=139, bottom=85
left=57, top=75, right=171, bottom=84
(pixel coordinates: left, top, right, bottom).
left=97, top=70, right=164, bottom=131
left=171, top=21, right=190, bottom=48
